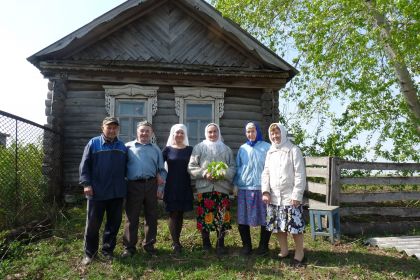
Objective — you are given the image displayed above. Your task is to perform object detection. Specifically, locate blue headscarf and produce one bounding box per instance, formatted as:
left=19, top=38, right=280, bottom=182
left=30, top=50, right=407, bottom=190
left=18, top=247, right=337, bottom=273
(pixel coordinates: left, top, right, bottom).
left=245, top=121, right=263, bottom=147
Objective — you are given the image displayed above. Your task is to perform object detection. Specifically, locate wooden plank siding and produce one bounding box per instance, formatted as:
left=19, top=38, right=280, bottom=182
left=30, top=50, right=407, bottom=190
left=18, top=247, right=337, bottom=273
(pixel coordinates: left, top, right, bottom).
left=341, top=207, right=420, bottom=218
left=340, top=176, right=420, bottom=185
left=340, top=191, right=420, bottom=203
left=339, top=160, right=420, bottom=171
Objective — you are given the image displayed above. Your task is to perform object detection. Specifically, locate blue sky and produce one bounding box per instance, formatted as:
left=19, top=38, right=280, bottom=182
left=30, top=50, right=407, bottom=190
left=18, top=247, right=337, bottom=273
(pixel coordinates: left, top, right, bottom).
left=0, top=0, right=125, bottom=124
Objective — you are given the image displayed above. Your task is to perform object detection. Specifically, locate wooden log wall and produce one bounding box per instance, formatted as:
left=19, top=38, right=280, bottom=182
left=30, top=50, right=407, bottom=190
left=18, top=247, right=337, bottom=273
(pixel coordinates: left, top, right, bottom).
left=62, top=86, right=107, bottom=185
left=221, top=88, right=264, bottom=153
left=59, top=84, right=271, bottom=186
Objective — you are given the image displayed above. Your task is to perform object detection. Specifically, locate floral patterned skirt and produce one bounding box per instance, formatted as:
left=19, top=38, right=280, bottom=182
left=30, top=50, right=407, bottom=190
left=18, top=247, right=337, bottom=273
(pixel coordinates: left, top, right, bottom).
left=196, top=191, right=232, bottom=232
left=266, top=204, right=305, bottom=234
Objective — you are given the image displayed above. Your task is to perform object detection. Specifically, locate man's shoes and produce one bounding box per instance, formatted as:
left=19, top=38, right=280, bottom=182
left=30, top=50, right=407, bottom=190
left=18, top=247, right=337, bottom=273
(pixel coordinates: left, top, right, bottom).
left=144, top=246, right=157, bottom=256
left=121, top=249, right=134, bottom=258
left=81, top=256, right=93, bottom=266
left=255, top=246, right=269, bottom=256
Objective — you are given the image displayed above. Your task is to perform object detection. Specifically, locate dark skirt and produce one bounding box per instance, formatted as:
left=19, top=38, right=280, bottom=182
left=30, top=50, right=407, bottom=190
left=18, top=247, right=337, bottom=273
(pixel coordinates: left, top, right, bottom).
left=196, top=191, right=232, bottom=232
left=165, top=200, right=193, bottom=212
left=266, top=204, right=305, bottom=234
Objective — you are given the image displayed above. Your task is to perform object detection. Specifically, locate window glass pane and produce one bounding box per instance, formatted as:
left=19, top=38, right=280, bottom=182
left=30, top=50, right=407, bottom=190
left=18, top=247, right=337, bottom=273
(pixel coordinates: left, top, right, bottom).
left=132, top=118, right=143, bottom=140
left=186, top=121, right=198, bottom=146
left=119, top=118, right=129, bottom=136
left=185, top=103, right=214, bottom=146
left=117, top=101, right=145, bottom=116
left=186, top=104, right=212, bottom=118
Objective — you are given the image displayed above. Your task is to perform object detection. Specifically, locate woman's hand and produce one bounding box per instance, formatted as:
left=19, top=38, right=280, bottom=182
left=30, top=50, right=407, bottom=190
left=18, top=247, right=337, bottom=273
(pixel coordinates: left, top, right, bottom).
left=262, top=193, right=271, bottom=205
left=204, top=172, right=214, bottom=181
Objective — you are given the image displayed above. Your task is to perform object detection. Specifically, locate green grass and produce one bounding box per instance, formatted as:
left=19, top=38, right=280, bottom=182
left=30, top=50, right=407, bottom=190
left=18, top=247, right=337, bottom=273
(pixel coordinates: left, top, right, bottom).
left=1, top=204, right=419, bottom=280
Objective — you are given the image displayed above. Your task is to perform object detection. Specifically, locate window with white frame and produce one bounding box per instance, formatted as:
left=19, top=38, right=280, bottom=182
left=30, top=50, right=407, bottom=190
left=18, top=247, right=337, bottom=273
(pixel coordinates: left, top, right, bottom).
left=104, top=84, right=158, bottom=143
left=174, top=87, right=226, bottom=146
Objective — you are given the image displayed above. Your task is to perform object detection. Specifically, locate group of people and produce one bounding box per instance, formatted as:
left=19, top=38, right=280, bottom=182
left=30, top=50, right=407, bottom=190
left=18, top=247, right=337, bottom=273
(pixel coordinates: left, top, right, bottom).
left=79, top=117, right=307, bottom=267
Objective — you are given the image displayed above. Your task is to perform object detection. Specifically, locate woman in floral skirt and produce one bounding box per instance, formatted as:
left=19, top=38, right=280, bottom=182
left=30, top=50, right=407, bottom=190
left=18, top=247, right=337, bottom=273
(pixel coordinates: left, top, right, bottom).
left=262, top=123, right=307, bottom=267
left=188, top=123, right=236, bottom=255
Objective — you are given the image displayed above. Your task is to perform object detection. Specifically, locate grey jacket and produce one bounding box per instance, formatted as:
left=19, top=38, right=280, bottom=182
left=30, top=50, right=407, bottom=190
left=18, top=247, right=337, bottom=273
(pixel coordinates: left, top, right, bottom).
left=188, top=142, right=236, bottom=194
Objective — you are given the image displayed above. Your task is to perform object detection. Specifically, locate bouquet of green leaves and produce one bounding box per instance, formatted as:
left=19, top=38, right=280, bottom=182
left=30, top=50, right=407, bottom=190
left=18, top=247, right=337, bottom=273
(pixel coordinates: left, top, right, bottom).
left=207, top=161, right=228, bottom=180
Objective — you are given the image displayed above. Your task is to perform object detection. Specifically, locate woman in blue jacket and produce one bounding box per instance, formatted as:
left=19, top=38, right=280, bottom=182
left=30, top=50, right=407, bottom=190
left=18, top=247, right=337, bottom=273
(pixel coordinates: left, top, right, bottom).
left=234, top=121, right=271, bottom=255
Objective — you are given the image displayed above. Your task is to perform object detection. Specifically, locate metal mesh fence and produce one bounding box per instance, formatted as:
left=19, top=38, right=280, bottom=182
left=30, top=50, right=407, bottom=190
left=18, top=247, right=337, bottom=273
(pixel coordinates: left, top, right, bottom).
left=0, top=110, right=61, bottom=231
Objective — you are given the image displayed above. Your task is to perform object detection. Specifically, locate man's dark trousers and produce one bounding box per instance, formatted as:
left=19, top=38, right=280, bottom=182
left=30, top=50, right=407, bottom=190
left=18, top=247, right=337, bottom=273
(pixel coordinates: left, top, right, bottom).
left=123, top=180, right=158, bottom=252
left=84, top=198, right=124, bottom=258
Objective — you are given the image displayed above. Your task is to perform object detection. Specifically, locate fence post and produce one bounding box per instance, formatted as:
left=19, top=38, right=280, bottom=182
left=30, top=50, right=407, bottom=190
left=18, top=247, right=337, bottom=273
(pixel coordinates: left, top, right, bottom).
left=329, top=157, right=341, bottom=206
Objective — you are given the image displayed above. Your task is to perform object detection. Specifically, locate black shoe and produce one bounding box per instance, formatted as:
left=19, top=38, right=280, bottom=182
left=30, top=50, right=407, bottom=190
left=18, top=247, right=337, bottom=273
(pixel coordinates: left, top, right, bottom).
left=202, top=244, right=212, bottom=252
left=216, top=246, right=228, bottom=256
left=240, top=245, right=252, bottom=256
left=144, top=246, right=157, bottom=256
left=172, top=243, right=182, bottom=254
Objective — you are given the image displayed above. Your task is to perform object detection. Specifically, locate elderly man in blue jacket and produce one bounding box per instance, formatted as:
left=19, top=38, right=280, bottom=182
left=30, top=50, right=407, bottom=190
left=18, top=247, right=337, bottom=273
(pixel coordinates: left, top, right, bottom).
left=79, top=116, right=127, bottom=265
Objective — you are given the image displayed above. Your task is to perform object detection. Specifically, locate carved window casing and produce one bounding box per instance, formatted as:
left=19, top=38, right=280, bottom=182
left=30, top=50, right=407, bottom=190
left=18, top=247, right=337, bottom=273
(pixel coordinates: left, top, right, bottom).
left=104, top=84, right=159, bottom=142
left=174, top=87, right=226, bottom=145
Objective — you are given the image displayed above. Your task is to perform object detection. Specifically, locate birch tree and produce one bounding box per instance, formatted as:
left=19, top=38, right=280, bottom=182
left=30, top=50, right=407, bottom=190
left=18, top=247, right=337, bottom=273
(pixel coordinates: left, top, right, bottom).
left=212, top=0, right=419, bottom=161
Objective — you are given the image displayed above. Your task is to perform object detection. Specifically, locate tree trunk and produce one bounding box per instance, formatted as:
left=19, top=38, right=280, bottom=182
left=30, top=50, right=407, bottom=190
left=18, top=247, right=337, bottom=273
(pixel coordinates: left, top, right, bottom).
left=366, top=0, right=420, bottom=135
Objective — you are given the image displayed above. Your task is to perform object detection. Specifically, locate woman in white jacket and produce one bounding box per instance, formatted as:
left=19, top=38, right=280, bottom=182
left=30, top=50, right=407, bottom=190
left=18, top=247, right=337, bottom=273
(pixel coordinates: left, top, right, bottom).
left=261, top=123, right=306, bottom=267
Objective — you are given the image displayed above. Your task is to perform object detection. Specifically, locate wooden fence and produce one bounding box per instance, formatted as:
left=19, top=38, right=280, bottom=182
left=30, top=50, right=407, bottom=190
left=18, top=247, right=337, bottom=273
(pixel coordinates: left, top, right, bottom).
left=305, top=157, right=420, bottom=235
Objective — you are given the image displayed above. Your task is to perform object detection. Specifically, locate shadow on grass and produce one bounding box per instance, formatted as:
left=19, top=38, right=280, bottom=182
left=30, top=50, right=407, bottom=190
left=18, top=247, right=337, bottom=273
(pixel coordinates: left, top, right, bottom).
left=111, top=245, right=419, bottom=279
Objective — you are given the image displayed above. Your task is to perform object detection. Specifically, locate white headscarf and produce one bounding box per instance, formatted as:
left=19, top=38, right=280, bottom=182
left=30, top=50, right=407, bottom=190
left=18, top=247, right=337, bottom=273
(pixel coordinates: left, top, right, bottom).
left=202, top=123, right=225, bottom=156
left=166, top=124, right=189, bottom=147
left=268, top=123, right=289, bottom=149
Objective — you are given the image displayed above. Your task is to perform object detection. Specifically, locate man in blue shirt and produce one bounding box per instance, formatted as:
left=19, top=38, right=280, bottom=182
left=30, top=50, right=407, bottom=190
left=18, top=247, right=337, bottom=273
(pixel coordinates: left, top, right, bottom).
left=79, top=117, right=127, bottom=265
left=122, top=121, right=166, bottom=257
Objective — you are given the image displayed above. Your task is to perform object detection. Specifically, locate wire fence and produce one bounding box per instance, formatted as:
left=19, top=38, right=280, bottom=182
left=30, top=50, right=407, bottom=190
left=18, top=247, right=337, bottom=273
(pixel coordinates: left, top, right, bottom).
left=0, top=110, right=61, bottom=231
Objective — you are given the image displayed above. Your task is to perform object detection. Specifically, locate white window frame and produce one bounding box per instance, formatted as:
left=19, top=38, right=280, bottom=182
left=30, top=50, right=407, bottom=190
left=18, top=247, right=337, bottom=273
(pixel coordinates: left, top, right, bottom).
left=103, top=84, right=159, bottom=122
left=104, top=84, right=159, bottom=142
left=174, top=87, right=226, bottom=126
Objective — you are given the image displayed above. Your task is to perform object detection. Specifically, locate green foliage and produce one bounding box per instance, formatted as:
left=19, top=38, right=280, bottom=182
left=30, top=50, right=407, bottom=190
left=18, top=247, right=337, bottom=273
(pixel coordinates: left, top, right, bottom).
left=212, top=0, right=420, bottom=162
left=0, top=139, right=49, bottom=230
left=207, top=161, right=228, bottom=179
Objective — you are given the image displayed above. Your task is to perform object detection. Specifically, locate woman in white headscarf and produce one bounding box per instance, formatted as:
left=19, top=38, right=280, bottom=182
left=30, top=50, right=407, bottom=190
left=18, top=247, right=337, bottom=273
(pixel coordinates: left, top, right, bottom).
left=261, top=123, right=307, bottom=267
left=188, top=123, right=236, bottom=255
left=162, top=124, right=193, bottom=254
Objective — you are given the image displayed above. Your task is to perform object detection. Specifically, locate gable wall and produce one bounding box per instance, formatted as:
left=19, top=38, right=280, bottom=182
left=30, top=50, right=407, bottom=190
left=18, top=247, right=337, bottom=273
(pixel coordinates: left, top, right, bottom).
left=69, top=1, right=262, bottom=68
